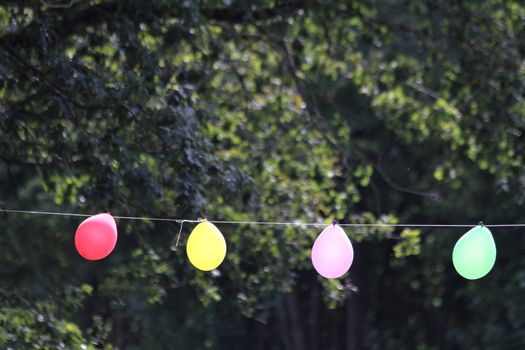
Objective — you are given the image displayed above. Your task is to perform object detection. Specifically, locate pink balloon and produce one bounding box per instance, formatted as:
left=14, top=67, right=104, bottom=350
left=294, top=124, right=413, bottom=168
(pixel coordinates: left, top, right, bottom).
left=311, top=223, right=354, bottom=278
left=75, top=213, right=118, bottom=260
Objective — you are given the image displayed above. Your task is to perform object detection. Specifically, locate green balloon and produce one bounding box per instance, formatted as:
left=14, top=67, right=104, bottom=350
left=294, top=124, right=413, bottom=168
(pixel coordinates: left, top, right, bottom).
left=452, top=225, right=496, bottom=280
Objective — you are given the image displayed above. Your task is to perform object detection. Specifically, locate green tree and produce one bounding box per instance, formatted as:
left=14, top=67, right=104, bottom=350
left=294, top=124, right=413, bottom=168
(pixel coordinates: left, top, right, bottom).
left=2, top=0, right=525, bottom=349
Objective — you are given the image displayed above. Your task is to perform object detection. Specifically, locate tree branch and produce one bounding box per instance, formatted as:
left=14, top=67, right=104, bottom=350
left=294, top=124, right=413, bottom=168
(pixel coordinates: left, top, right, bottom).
left=0, top=2, right=118, bottom=46
left=39, top=0, right=85, bottom=9
left=200, top=1, right=304, bottom=24
left=0, top=42, right=82, bottom=117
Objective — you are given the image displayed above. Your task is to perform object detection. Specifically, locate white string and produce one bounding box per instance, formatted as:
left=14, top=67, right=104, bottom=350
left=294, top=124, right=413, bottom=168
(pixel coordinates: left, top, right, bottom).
left=207, top=220, right=477, bottom=228
left=0, top=209, right=199, bottom=223
left=0, top=209, right=92, bottom=218
left=173, top=220, right=186, bottom=250
left=1, top=208, right=525, bottom=228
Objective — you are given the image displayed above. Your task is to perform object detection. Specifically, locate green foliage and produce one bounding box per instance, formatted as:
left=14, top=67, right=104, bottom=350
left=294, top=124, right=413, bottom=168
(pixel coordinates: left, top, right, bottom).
left=0, top=287, right=103, bottom=349
left=393, top=229, right=422, bottom=258
left=1, top=0, right=525, bottom=349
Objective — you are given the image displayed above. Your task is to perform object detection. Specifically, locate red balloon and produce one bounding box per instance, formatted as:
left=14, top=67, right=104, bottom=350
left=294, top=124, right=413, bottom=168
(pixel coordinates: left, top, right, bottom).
left=75, top=213, right=118, bottom=260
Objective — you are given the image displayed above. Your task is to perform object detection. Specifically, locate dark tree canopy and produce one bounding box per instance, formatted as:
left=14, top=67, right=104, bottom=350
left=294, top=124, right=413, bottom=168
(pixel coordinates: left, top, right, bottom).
left=1, top=0, right=525, bottom=349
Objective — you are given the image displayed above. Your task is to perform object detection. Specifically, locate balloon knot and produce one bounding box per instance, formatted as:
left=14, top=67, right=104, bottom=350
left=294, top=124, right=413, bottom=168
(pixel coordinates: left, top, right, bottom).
left=332, top=220, right=337, bottom=226
left=479, top=221, right=484, bottom=227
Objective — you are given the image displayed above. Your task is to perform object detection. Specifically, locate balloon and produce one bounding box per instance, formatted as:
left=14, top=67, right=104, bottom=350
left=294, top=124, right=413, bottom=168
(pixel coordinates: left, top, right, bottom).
left=186, top=219, right=227, bottom=271
left=311, top=222, right=354, bottom=278
left=75, top=213, right=118, bottom=260
left=452, top=225, right=496, bottom=280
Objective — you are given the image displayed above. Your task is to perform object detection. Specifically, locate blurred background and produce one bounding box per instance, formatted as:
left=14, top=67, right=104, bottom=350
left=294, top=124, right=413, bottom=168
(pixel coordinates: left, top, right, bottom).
left=1, top=0, right=525, bottom=349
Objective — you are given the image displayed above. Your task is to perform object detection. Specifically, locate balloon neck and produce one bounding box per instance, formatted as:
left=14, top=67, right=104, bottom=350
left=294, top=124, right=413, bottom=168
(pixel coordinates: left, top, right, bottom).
left=332, top=220, right=337, bottom=226
left=200, top=218, right=207, bottom=223
left=479, top=221, right=484, bottom=227
left=107, top=212, right=112, bottom=216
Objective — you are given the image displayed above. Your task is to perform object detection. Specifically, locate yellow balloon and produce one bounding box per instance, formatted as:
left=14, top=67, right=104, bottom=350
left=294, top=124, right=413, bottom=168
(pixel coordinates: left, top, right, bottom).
left=186, top=220, right=227, bottom=271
